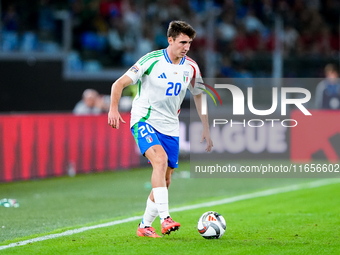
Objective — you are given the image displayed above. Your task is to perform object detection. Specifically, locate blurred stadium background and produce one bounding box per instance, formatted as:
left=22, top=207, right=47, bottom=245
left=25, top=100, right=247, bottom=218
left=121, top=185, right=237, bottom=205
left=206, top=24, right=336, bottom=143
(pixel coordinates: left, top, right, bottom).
left=1, top=0, right=339, bottom=181
left=1, top=0, right=339, bottom=112
left=0, top=0, right=340, bottom=249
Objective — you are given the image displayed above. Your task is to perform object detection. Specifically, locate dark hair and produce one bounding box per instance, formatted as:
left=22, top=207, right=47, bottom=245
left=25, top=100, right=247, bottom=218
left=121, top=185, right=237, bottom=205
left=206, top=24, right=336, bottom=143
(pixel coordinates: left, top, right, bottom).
left=325, top=63, right=339, bottom=74
left=167, top=20, right=196, bottom=40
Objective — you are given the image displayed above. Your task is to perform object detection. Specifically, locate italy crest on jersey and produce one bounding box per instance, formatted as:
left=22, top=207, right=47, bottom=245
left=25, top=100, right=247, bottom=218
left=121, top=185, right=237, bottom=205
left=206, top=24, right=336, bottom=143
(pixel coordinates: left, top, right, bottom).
left=183, top=71, right=189, bottom=83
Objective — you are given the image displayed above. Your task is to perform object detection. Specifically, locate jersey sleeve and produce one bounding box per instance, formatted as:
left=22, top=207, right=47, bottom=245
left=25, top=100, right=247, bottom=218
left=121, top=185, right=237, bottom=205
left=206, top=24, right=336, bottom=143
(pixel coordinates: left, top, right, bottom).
left=188, top=64, right=205, bottom=95
left=124, top=51, right=162, bottom=84
left=125, top=56, right=147, bottom=84
left=124, top=61, right=143, bottom=85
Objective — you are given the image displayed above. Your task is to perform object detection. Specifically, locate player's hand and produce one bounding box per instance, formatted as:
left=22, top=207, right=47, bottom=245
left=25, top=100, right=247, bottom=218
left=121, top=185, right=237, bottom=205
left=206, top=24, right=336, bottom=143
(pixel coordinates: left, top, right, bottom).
left=201, top=128, right=213, bottom=152
left=108, top=110, right=126, bottom=129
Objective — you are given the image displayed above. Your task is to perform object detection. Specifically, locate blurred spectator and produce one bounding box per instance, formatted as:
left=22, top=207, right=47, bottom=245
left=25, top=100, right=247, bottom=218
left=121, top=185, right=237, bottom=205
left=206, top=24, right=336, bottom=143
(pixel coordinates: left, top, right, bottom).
left=317, top=26, right=332, bottom=56
left=306, top=0, right=321, bottom=11
left=122, top=1, right=141, bottom=35
left=315, top=64, right=340, bottom=109
left=217, top=12, right=237, bottom=43
left=73, top=89, right=110, bottom=115
left=38, top=0, right=56, bottom=41
left=320, top=0, right=340, bottom=31
left=133, top=28, right=154, bottom=60
left=261, top=0, right=274, bottom=25
left=283, top=25, right=299, bottom=55
left=330, top=24, right=340, bottom=52
left=247, top=29, right=265, bottom=52
left=243, top=8, right=266, bottom=33
left=1, top=4, right=20, bottom=52
left=107, top=17, right=126, bottom=65
left=297, top=28, right=315, bottom=56
left=218, top=55, right=253, bottom=87
left=1, top=0, right=340, bottom=78
left=2, top=4, right=20, bottom=31
left=218, top=55, right=237, bottom=78
left=99, top=0, right=123, bottom=19
left=233, top=24, right=249, bottom=53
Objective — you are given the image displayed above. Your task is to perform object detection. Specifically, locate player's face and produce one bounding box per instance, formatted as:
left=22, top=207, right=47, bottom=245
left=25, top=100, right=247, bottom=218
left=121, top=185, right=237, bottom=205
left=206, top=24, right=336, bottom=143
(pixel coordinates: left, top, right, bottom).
left=168, top=33, right=192, bottom=59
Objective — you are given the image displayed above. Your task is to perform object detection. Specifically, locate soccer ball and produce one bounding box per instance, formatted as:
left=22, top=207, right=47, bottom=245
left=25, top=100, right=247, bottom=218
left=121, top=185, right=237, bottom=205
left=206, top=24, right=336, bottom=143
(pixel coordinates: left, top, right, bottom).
left=197, top=211, right=226, bottom=239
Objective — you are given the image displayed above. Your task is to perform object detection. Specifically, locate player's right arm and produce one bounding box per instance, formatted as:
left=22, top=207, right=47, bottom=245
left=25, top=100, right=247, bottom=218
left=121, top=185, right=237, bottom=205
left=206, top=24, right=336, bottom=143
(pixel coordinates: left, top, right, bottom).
left=108, top=75, right=133, bottom=129
left=108, top=51, right=154, bottom=128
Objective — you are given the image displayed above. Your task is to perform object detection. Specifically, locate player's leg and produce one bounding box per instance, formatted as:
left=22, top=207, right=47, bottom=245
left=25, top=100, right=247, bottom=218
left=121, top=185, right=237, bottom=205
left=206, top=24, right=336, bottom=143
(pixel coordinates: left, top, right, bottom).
left=138, top=193, right=158, bottom=228
left=160, top=166, right=180, bottom=235
left=144, top=145, right=170, bottom=223
left=138, top=146, right=177, bottom=237
left=148, top=165, right=174, bottom=200
left=141, top=165, right=179, bottom=236
left=145, top=145, right=168, bottom=188
left=165, top=166, right=174, bottom=189
left=142, top=166, right=174, bottom=230
left=154, top=133, right=180, bottom=235
left=137, top=189, right=160, bottom=237
left=132, top=122, right=179, bottom=236
left=131, top=123, right=162, bottom=237
left=140, top=145, right=169, bottom=228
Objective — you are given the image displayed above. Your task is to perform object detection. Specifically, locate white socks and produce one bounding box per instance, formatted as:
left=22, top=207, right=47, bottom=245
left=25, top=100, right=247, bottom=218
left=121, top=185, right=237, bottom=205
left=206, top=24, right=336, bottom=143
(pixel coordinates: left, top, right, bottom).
left=140, top=197, right=158, bottom=228
left=140, top=187, right=170, bottom=228
left=153, top=187, right=170, bottom=223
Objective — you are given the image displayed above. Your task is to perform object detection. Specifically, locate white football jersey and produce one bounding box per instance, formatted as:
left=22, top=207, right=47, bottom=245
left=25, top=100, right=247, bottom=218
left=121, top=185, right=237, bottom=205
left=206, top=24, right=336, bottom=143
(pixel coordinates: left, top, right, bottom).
left=125, top=49, right=204, bottom=136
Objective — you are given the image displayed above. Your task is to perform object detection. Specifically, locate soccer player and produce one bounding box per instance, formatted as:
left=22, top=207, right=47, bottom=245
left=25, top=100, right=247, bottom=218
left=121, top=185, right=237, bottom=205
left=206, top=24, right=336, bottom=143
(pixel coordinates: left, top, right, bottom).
left=108, top=20, right=213, bottom=237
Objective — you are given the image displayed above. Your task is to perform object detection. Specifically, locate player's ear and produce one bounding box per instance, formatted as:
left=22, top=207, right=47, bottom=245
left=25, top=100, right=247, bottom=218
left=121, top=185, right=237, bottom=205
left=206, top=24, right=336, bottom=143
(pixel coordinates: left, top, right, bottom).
left=168, top=36, right=173, bottom=45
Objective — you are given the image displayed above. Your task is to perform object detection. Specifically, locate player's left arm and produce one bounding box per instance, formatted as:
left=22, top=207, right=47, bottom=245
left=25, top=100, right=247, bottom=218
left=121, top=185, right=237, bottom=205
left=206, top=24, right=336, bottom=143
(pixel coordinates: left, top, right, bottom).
left=193, top=93, right=213, bottom=152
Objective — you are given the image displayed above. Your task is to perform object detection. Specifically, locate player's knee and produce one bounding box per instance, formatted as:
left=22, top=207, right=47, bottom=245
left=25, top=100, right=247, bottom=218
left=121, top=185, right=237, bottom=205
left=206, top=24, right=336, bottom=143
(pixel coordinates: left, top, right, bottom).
left=153, top=153, right=168, bottom=169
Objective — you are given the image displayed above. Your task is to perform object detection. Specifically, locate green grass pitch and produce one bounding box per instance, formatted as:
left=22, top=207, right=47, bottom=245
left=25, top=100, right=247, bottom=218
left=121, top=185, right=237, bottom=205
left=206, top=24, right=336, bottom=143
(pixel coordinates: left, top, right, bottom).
left=0, top=161, right=339, bottom=254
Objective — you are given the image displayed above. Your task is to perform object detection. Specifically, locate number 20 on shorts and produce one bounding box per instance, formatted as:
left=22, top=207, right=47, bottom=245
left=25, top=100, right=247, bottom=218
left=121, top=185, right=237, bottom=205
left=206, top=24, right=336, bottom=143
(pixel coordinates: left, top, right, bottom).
left=139, top=124, right=155, bottom=137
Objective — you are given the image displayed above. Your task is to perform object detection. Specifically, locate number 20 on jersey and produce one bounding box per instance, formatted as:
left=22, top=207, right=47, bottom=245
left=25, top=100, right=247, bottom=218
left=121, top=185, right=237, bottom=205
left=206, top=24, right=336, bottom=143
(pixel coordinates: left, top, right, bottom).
left=166, top=82, right=182, bottom=96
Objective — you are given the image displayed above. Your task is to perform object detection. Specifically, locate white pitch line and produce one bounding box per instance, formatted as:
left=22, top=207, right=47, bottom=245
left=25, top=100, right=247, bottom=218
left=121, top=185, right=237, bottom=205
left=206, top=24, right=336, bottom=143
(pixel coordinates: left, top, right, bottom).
left=1, top=178, right=339, bottom=251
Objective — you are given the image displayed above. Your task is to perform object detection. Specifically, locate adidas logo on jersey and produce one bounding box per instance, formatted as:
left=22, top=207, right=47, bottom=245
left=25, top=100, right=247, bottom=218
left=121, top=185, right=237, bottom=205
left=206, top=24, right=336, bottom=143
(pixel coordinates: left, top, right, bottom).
left=158, top=73, right=167, bottom=79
